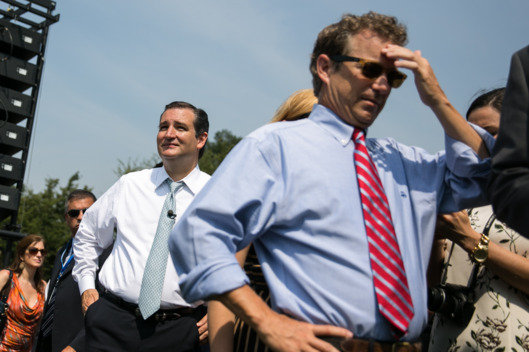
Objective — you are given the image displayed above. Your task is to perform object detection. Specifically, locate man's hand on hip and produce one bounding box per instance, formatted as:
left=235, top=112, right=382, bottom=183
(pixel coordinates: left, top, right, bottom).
left=81, top=288, right=99, bottom=314
left=197, top=313, right=209, bottom=345
left=257, top=309, right=353, bottom=352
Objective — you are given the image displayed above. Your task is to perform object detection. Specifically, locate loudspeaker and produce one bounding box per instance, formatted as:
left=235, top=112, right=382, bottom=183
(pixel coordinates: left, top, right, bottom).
left=0, top=121, right=28, bottom=156
left=0, top=154, right=24, bottom=186
left=0, top=87, right=33, bottom=124
left=0, top=19, right=43, bottom=61
left=0, top=0, right=59, bottom=245
left=0, top=184, right=20, bottom=222
left=0, top=56, right=37, bottom=92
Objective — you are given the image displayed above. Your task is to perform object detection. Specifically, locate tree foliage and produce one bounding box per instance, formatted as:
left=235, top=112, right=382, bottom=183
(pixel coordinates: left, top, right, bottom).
left=199, top=129, right=242, bottom=175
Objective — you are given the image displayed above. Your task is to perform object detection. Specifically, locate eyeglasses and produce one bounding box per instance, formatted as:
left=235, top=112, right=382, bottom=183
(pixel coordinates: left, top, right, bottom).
left=67, top=208, right=89, bottom=218
left=330, top=55, right=407, bottom=88
left=28, top=248, right=48, bottom=256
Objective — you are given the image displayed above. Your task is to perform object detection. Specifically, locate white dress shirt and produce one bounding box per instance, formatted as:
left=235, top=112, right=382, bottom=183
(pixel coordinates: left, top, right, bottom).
left=73, top=165, right=210, bottom=308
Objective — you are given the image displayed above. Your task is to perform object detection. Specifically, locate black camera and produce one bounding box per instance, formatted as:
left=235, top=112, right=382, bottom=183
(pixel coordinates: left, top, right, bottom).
left=427, top=283, right=475, bottom=326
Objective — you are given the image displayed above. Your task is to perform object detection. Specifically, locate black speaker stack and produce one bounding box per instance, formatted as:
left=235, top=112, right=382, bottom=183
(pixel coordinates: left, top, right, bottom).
left=0, top=0, right=59, bottom=263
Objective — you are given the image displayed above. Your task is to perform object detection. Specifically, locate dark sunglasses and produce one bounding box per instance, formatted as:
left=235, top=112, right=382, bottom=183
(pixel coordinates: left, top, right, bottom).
left=28, top=247, right=48, bottom=256
left=330, top=55, right=407, bottom=88
left=67, top=208, right=89, bottom=218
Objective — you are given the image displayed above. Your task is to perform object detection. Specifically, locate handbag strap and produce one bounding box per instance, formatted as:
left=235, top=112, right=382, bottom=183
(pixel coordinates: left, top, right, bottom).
left=440, top=209, right=497, bottom=288
left=466, top=209, right=496, bottom=288
left=1, top=271, right=13, bottom=302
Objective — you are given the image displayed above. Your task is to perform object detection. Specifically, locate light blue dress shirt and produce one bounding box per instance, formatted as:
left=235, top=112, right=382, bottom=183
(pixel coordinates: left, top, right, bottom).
left=169, top=104, right=494, bottom=341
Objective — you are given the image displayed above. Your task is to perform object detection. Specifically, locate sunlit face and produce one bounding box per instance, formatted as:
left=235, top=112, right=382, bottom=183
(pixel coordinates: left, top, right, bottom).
left=467, top=106, right=500, bottom=138
left=157, top=108, right=207, bottom=163
left=22, top=241, right=46, bottom=269
left=320, top=30, right=394, bottom=128
left=65, top=197, right=95, bottom=237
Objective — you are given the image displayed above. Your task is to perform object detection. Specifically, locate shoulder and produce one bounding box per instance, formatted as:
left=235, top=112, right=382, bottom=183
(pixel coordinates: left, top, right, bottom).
left=367, top=136, right=442, bottom=162
left=513, top=44, right=529, bottom=62
left=0, top=270, right=11, bottom=290
left=119, top=168, right=156, bottom=183
left=102, top=168, right=157, bottom=196
left=249, top=118, right=312, bottom=141
left=196, top=169, right=211, bottom=183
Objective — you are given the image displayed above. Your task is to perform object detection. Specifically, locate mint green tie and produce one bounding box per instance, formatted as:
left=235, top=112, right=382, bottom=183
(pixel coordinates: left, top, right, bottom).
left=138, top=179, right=183, bottom=319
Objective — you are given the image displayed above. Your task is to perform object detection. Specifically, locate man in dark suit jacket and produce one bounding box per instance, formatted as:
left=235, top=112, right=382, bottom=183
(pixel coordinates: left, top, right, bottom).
left=489, top=44, right=529, bottom=237
left=36, top=189, right=97, bottom=352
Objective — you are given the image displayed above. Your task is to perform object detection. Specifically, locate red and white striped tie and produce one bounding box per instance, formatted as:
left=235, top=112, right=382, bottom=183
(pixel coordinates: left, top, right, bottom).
left=352, top=129, right=414, bottom=335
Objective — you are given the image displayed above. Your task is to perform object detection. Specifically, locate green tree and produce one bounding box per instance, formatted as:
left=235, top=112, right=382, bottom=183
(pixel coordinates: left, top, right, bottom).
left=199, top=129, right=242, bottom=175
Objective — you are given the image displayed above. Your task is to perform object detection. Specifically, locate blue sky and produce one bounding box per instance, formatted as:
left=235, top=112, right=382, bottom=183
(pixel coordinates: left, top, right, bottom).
left=23, top=1, right=529, bottom=196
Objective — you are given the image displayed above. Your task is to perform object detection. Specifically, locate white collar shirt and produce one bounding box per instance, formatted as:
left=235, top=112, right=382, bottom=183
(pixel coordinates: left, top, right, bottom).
left=73, top=165, right=210, bottom=308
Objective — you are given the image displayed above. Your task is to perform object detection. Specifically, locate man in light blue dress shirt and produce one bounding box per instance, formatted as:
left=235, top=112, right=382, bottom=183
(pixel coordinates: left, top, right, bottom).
left=169, top=12, right=494, bottom=352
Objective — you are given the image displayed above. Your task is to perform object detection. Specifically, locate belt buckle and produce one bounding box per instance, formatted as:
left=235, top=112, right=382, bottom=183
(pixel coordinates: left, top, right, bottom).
left=392, top=341, right=411, bottom=352
left=155, top=312, right=166, bottom=322
left=134, top=308, right=142, bottom=318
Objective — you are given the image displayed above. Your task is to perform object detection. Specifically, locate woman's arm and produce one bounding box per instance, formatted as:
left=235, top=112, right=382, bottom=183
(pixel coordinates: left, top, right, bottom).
left=437, top=210, right=529, bottom=294
left=427, top=236, right=448, bottom=288
left=208, top=245, right=251, bottom=352
left=0, top=269, right=11, bottom=293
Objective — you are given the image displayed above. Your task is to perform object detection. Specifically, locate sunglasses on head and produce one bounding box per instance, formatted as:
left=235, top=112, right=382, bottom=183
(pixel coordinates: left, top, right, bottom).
left=28, top=247, right=48, bottom=256
left=330, top=55, right=407, bottom=88
left=67, top=208, right=89, bottom=218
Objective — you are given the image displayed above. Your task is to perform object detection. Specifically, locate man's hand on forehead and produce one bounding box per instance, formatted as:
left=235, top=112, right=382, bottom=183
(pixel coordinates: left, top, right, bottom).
left=382, top=44, right=445, bottom=108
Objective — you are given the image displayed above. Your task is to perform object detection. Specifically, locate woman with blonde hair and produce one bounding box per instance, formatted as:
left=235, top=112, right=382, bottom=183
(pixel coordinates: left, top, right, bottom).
left=0, top=234, right=47, bottom=351
left=269, top=89, right=317, bottom=123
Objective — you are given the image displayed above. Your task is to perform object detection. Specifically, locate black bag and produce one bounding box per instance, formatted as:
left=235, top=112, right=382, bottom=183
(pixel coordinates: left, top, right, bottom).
left=0, top=271, right=13, bottom=334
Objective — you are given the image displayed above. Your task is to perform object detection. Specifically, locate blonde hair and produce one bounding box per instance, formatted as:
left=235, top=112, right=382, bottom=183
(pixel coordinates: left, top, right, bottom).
left=270, top=89, right=317, bottom=123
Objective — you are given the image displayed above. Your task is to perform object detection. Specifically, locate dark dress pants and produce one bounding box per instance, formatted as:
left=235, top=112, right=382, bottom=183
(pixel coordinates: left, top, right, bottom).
left=84, top=296, right=204, bottom=351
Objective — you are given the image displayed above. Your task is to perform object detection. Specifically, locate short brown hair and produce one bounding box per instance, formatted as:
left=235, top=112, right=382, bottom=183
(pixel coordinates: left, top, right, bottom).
left=310, top=12, right=408, bottom=96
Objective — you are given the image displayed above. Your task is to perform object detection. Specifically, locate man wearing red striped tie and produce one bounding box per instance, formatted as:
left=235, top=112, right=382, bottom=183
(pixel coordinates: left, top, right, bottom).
left=170, top=12, right=495, bottom=352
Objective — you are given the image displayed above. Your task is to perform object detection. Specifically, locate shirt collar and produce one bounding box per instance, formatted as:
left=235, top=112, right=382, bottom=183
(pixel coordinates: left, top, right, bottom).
left=154, top=164, right=203, bottom=196
left=309, top=104, right=365, bottom=147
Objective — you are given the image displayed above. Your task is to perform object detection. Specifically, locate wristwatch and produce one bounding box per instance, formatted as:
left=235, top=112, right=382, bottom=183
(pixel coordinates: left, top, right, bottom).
left=469, top=233, right=490, bottom=264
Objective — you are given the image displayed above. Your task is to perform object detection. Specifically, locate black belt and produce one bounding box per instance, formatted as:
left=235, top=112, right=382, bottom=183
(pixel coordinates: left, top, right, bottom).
left=321, top=337, right=421, bottom=352
left=102, top=290, right=197, bottom=322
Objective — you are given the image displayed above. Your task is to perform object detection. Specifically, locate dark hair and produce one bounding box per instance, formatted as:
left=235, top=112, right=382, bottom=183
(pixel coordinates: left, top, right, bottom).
left=310, top=11, right=408, bottom=96
left=8, top=234, right=46, bottom=294
left=65, top=189, right=97, bottom=213
left=466, top=88, right=505, bottom=120
left=161, top=101, right=209, bottom=159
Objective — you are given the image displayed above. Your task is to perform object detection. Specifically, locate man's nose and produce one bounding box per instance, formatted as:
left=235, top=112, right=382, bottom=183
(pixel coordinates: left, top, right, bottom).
left=373, top=74, right=391, bottom=93
left=165, top=125, right=177, bottom=138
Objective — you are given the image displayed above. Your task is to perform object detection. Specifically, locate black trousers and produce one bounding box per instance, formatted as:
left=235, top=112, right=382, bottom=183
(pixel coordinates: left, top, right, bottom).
left=84, top=296, right=206, bottom=352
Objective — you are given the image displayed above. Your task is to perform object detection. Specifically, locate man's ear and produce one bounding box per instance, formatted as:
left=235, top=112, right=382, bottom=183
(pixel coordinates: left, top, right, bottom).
left=197, top=132, right=208, bottom=150
left=317, top=54, right=333, bottom=86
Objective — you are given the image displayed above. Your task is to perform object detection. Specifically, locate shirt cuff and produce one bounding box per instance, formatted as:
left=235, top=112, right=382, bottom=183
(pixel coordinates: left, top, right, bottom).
left=179, top=260, right=250, bottom=303
left=78, top=275, right=96, bottom=295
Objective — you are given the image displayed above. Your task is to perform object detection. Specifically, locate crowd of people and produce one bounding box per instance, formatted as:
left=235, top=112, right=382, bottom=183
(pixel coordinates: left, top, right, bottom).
left=0, top=10, right=528, bottom=352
